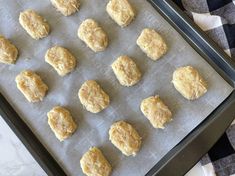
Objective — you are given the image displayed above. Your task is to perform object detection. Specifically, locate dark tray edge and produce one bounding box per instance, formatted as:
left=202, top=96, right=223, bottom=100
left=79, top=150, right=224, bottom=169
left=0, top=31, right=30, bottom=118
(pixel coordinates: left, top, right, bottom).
left=147, top=0, right=235, bottom=175
left=148, top=0, right=235, bottom=87
left=0, top=93, right=67, bottom=176
left=146, top=91, right=235, bottom=176
left=0, top=1, right=234, bottom=176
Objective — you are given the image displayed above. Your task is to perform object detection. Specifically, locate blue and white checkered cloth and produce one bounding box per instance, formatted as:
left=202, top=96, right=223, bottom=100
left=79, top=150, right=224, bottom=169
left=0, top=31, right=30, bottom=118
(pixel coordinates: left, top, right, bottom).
left=173, top=0, right=235, bottom=176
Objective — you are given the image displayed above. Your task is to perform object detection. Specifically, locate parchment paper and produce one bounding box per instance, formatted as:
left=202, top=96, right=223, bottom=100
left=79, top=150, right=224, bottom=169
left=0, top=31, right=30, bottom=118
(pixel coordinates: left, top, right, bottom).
left=0, top=0, right=233, bottom=175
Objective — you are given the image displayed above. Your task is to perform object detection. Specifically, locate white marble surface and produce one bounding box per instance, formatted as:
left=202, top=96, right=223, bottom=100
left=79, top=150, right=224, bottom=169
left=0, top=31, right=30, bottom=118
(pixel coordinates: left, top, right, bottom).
left=0, top=116, right=204, bottom=176
left=0, top=117, right=45, bottom=176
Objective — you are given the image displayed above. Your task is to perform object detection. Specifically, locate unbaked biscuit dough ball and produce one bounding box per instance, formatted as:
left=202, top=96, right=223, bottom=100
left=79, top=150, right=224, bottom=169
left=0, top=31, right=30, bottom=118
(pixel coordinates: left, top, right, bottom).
left=140, top=95, right=172, bottom=129
left=172, top=66, right=207, bottom=100
left=51, top=0, right=80, bottom=16
left=106, top=0, right=135, bottom=27
left=137, top=28, right=167, bottom=61
left=78, top=19, right=108, bottom=52
left=0, top=35, right=18, bottom=64
left=78, top=80, right=110, bottom=113
left=111, top=55, right=141, bottom=86
left=109, top=121, right=142, bottom=156
left=80, top=147, right=112, bottom=176
left=45, top=46, right=77, bottom=76
left=47, top=106, right=77, bottom=141
left=15, top=70, right=48, bottom=103
left=19, top=9, right=50, bottom=40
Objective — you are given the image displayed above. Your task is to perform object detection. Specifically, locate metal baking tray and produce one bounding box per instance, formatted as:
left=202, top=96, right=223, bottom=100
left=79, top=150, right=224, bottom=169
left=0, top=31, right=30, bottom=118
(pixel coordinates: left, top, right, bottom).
left=1, top=0, right=235, bottom=175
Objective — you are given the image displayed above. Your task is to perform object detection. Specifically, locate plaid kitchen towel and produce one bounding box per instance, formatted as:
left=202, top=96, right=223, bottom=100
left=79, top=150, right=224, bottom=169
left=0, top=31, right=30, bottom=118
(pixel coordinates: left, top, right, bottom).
left=200, top=120, right=235, bottom=176
left=173, top=0, right=235, bottom=176
left=174, top=0, right=235, bottom=59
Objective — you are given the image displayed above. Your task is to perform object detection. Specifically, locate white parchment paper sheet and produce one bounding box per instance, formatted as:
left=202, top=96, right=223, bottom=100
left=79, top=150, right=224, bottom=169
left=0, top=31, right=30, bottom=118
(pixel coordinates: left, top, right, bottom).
left=0, top=0, right=233, bottom=175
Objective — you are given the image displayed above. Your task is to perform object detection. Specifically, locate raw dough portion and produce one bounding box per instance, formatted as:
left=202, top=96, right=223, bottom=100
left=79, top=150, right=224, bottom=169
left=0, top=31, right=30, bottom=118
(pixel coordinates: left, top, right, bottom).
left=137, top=28, right=167, bottom=61
left=45, top=46, right=77, bottom=76
left=111, top=55, right=141, bottom=86
left=15, top=70, right=48, bottom=102
left=51, top=0, right=80, bottom=16
left=0, top=35, right=18, bottom=64
left=78, top=19, right=108, bottom=52
left=19, top=9, right=50, bottom=40
left=140, top=95, right=172, bottom=129
left=47, top=106, right=77, bottom=141
left=172, top=66, right=207, bottom=100
left=80, top=147, right=112, bottom=176
left=109, top=121, right=141, bottom=156
left=106, top=0, right=135, bottom=27
left=78, top=80, right=110, bottom=113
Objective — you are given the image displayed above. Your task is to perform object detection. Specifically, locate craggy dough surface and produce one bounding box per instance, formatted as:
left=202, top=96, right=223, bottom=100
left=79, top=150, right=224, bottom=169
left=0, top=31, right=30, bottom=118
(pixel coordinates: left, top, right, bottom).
left=0, top=35, right=18, bottom=64
left=106, top=0, right=135, bottom=27
left=137, top=28, right=167, bottom=60
left=172, top=66, right=208, bottom=100
left=51, top=0, right=80, bottom=16
left=15, top=70, right=48, bottom=102
left=45, top=46, right=77, bottom=76
left=140, top=95, right=172, bottom=129
left=78, top=19, right=108, bottom=52
left=47, top=106, right=77, bottom=141
left=109, top=121, right=142, bottom=156
left=19, top=9, right=50, bottom=40
left=80, top=147, right=112, bottom=176
left=78, top=80, right=110, bottom=113
left=111, top=55, right=141, bottom=86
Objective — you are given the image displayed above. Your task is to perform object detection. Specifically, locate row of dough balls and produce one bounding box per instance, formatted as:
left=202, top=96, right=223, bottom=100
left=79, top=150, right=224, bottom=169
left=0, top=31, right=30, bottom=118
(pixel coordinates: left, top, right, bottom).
left=2, top=1, right=208, bottom=175
left=17, top=0, right=136, bottom=39
left=80, top=120, right=141, bottom=176
left=45, top=69, right=207, bottom=176
left=16, top=0, right=138, bottom=51
left=0, top=25, right=166, bottom=79
left=0, top=0, right=167, bottom=66
left=14, top=68, right=207, bottom=176
left=15, top=65, right=208, bottom=131
left=48, top=106, right=140, bottom=176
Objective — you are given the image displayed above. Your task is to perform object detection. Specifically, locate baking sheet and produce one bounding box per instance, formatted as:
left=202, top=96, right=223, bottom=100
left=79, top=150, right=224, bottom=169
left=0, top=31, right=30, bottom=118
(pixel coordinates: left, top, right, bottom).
left=0, top=0, right=233, bottom=175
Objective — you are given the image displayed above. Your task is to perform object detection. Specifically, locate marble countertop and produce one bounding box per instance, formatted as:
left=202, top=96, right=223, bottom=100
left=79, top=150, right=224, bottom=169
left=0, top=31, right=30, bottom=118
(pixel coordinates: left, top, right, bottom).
left=0, top=116, right=204, bottom=176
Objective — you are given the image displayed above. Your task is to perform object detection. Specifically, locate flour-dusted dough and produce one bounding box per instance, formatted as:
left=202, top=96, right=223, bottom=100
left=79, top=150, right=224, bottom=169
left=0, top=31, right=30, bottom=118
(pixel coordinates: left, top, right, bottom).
left=111, top=55, right=141, bottom=86
left=51, top=0, right=80, bottom=16
left=47, top=106, right=77, bottom=141
left=137, top=28, right=167, bottom=61
left=80, top=147, right=112, bottom=176
left=15, top=70, right=48, bottom=102
left=45, top=46, right=77, bottom=76
left=78, top=80, right=110, bottom=113
left=140, top=95, right=172, bottom=129
left=106, top=0, right=135, bottom=27
left=109, top=121, right=141, bottom=156
left=78, top=19, right=108, bottom=52
left=0, top=36, right=18, bottom=64
left=172, top=66, right=207, bottom=100
left=19, top=9, right=50, bottom=40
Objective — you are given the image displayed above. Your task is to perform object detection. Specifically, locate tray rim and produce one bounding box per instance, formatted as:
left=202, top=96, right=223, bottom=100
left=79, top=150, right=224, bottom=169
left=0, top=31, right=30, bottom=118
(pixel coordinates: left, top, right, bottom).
left=146, top=91, right=235, bottom=176
left=0, top=92, right=67, bottom=176
left=148, top=0, right=235, bottom=87
left=146, top=0, right=235, bottom=175
left=0, top=0, right=235, bottom=176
